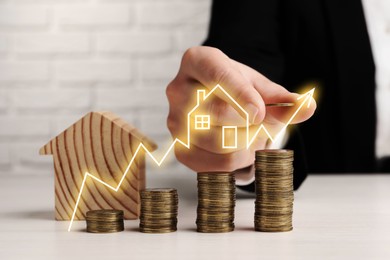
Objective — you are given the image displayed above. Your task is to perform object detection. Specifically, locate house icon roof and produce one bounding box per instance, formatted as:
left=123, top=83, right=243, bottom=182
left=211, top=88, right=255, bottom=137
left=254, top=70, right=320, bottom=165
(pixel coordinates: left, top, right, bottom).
left=190, top=87, right=248, bottom=117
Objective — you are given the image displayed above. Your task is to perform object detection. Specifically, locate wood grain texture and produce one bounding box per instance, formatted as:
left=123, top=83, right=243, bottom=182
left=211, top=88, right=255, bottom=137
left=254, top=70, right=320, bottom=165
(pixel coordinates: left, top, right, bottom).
left=40, top=111, right=157, bottom=220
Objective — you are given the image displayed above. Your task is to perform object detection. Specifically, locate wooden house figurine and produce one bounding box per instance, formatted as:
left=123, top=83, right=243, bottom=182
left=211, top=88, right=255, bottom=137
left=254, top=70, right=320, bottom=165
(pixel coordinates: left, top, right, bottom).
left=39, top=111, right=157, bottom=221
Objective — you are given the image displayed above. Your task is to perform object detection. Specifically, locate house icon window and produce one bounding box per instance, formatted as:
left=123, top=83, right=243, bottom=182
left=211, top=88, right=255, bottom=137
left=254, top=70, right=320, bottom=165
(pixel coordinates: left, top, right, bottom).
left=194, top=115, right=210, bottom=130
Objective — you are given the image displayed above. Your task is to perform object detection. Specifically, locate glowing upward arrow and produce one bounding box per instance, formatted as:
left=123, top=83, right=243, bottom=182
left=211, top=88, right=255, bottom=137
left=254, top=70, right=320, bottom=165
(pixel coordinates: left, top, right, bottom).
left=283, top=87, right=315, bottom=127
left=275, top=87, right=315, bottom=139
left=297, top=87, right=315, bottom=108
left=67, top=86, right=316, bottom=232
left=248, top=87, right=316, bottom=146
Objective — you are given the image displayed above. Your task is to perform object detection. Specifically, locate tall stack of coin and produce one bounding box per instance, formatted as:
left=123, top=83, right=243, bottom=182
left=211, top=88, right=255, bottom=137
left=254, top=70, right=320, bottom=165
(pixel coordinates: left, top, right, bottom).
left=255, top=149, right=294, bottom=232
left=196, top=172, right=235, bottom=233
left=139, top=188, right=178, bottom=233
left=86, top=209, right=124, bottom=233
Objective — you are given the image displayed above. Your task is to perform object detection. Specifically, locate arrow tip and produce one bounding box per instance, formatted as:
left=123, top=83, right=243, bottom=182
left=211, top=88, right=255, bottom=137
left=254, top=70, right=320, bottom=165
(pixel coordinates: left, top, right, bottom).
left=297, top=87, right=316, bottom=108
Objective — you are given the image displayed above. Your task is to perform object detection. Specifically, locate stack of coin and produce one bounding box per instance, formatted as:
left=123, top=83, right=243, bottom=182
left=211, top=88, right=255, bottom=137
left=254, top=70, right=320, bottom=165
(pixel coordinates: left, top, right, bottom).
left=139, top=188, right=178, bottom=233
left=86, top=209, right=124, bottom=233
left=255, top=149, right=294, bottom=232
left=196, top=172, right=235, bottom=233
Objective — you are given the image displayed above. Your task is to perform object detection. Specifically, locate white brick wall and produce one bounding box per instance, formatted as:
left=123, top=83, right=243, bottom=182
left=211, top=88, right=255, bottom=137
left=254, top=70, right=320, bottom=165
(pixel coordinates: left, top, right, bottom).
left=0, top=0, right=210, bottom=176
left=0, top=61, right=49, bottom=81
left=97, top=32, right=172, bottom=54
left=139, top=56, right=181, bottom=81
left=55, top=5, right=132, bottom=27
left=0, top=143, right=10, bottom=166
left=11, top=89, right=91, bottom=110
left=0, top=90, right=7, bottom=111
left=0, top=5, right=48, bottom=27
left=56, top=60, right=132, bottom=82
left=0, top=117, right=51, bottom=137
left=95, top=87, right=168, bottom=111
left=0, top=35, right=7, bottom=53
left=137, top=3, right=209, bottom=26
left=14, top=33, right=90, bottom=54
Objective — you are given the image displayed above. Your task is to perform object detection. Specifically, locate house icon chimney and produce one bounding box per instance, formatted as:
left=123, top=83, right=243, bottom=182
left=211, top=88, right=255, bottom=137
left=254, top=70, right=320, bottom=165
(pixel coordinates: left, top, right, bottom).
left=196, top=89, right=206, bottom=106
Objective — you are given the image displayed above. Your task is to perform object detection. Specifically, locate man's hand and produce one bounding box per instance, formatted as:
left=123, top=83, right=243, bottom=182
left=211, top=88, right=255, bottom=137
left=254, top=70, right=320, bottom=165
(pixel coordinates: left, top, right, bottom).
left=166, top=46, right=316, bottom=172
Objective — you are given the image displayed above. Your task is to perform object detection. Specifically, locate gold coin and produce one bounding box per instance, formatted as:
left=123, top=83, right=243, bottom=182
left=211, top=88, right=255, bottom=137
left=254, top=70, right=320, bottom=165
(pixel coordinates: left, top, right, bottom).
left=265, top=103, right=295, bottom=107
left=254, top=149, right=294, bottom=232
left=139, top=187, right=178, bottom=233
left=196, top=172, right=236, bottom=233
left=85, top=209, right=124, bottom=233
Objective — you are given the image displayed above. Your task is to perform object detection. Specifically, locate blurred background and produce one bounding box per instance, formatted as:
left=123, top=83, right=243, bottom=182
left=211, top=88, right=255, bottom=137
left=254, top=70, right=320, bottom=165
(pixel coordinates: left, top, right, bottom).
left=0, top=0, right=211, bottom=184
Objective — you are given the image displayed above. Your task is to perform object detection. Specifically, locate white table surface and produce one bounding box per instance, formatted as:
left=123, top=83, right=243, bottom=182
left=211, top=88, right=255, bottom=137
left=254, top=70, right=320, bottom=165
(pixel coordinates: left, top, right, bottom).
left=0, top=174, right=389, bottom=260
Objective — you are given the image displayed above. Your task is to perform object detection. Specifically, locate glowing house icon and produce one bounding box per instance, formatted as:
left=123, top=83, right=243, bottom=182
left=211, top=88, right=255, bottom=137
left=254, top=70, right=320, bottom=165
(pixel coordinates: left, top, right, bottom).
left=189, top=88, right=249, bottom=149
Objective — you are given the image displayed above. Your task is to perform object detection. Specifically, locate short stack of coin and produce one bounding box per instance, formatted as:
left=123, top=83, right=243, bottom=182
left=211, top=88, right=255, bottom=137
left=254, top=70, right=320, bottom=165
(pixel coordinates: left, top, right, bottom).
left=196, top=172, right=235, bottom=233
left=255, top=149, right=294, bottom=232
left=139, top=188, right=178, bottom=233
left=86, top=209, right=124, bottom=233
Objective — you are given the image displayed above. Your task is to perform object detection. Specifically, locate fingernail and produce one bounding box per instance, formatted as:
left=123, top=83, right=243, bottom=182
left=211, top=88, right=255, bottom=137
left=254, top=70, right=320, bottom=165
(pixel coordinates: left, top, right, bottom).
left=247, top=104, right=260, bottom=124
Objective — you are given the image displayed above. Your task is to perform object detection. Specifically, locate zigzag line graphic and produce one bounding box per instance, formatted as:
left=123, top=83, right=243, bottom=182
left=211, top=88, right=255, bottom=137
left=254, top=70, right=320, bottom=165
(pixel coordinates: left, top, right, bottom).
left=68, top=84, right=315, bottom=231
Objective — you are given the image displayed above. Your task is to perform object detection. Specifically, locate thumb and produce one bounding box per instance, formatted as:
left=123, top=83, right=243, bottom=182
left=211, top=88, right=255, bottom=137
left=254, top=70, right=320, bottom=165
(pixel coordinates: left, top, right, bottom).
left=233, top=60, right=316, bottom=124
left=256, top=83, right=317, bottom=125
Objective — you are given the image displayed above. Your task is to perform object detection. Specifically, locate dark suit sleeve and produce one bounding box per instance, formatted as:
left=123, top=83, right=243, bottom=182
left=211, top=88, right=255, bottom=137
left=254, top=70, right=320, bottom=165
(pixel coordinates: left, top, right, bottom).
left=203, top=0, right=308, bottom=190
left=203, top=0, right=285, bottom=84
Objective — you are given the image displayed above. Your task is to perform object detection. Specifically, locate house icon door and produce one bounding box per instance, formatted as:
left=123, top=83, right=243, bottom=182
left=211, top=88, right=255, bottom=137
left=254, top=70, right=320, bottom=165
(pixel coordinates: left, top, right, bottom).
left=222, top=126, right=238, bottom=149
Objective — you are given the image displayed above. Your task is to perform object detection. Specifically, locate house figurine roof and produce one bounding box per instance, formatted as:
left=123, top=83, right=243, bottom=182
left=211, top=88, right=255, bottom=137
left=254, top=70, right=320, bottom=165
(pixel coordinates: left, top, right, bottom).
left=39, top=111, right=157, bottom=155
